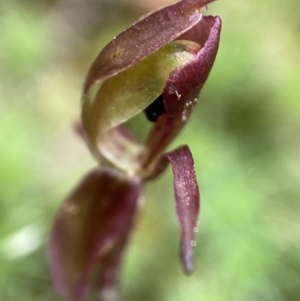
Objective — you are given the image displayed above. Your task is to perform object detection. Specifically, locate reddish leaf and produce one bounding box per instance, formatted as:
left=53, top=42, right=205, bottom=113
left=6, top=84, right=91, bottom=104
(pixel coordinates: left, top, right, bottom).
left=48, top=167, right=141, bottom=301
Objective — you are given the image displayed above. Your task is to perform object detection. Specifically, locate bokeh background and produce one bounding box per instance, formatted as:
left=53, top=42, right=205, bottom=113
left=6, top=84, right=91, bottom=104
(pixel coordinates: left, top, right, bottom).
left=1, top=0, right=300, bottom=300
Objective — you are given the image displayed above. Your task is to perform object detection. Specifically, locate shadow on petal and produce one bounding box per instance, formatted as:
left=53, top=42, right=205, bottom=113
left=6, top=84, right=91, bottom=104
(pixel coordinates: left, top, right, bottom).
left=48, top=167, right=141, bottom=301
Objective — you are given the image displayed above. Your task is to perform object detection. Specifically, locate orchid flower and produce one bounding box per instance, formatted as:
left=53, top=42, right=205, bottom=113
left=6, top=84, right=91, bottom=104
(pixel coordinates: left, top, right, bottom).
left=48, top=0, right=222, bottom=300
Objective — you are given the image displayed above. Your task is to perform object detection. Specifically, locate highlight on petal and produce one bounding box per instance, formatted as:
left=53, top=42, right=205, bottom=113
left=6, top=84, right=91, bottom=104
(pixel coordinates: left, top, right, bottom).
left=142, top=16, right=222, bottom=168
left=166, top=145, right=200, bottom=274
left=83, top=0, right=216, bottom=94
left=48, top=167, right=141, bottom=301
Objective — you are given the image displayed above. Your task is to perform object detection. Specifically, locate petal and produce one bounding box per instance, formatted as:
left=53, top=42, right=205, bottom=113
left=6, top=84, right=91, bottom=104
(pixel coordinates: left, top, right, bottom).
left=166, top=145, right=200, bottom=274
left=142, top=16, right=222, bottom=168
left=142, top=145, right=200, bottom=273
left=82, top=40, right=200, bottom=169
left=83, top=0, right=216, bottom=94
left=48, top=167, right=141, bottom=301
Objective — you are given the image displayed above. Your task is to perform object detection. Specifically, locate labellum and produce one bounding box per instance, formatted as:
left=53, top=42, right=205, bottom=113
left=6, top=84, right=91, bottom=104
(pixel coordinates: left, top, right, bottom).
left=48, top=1, right=222, bottom=300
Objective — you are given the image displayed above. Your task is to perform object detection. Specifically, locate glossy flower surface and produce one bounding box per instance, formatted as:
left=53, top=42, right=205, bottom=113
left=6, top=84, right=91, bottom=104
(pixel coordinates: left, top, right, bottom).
left=48, top=0, right=221, bottom=300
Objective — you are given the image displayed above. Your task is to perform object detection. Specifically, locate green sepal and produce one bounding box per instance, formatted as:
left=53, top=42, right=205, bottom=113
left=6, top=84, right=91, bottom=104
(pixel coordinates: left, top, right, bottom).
left=82, top=40, right=200, bottom=170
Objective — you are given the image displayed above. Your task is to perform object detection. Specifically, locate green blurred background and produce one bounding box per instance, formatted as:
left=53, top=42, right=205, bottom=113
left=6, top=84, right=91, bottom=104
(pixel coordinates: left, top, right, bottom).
left=1, top=0, right=300, bottom=300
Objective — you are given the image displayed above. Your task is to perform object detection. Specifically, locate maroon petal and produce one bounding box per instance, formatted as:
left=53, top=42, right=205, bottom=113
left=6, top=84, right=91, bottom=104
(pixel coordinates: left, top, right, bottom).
left=142, top=16, right=221, bottom=168
left=83, top=0, right=215, bottom=94
left=48, top=167, right=141, bottom=301
left=166, top=146, right=200, bottom=274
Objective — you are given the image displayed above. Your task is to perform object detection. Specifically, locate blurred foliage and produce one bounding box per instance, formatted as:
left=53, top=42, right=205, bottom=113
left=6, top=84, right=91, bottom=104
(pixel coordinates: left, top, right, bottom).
left=0, top=0, right=300, bottom=300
